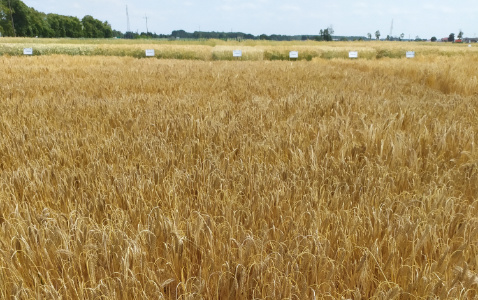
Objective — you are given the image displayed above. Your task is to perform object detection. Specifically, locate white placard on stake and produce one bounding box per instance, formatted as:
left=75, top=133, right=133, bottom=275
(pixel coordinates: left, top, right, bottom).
left=469, top=44, right=472, bottom=48
left=233, top=50, right=242, bottom=57
left=145, top=49, right=155, bottom=57
left=406, top=51, right=415, bottom=58
left=23, top=48, right=33, bottom=55
left=289, top=51, right=299, bottom=59
left=349, top=51, right=358, bottom=58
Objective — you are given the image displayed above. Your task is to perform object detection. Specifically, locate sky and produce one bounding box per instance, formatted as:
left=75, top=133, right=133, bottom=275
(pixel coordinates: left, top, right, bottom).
left=22, top=0, right=478, bottom=38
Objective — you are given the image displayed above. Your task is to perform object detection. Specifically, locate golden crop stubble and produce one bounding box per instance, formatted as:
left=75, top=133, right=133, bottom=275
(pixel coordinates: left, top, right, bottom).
left=0, top=52, right=477, bottom=298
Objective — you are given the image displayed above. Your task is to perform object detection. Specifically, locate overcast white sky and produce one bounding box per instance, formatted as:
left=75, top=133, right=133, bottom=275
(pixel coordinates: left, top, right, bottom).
left=22, top=0, right=478, bottom=38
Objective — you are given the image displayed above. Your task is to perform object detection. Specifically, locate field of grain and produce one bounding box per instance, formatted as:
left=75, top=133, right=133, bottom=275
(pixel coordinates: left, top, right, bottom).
left=1, top=38, right=477, bottom=60
left=1, top=45, right=478, bottom=299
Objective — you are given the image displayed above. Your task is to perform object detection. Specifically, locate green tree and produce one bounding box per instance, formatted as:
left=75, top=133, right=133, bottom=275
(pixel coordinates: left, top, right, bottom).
left=9, top=0, right=30, bottom=36
left=81, top=15, right=112, bottom=38
left=102, top=21, right=112, bottom=38
left=171, top=30, right=189, bottom=38
left=367, top=32, right=371, bottom=40
left=0, top=0, right=114, bottom=38
left=431, top=36, right=437, bottom=42
left=400, top=33, right=404, bottom=41
left=458, top=30, right=463, bottom=39
left=375, top=30, right=380, bottom=40
left=82, top=15, right=101, bottom=37
left=0, top=2, right=14, bottom=36
left=28, top=9, right=50, bottom=37
left=46, top=14, right=82, bottom=37
left=65, top=16, right=83, bottom=37
left=124, top=31, right=135, bottom=39
left=112, top=29, right=123, bottom=38
left=47, top=13, right=65, bottom=37
left=448, top=33, right=455, bottom=42
left=317, top=26, right=334, bottom=41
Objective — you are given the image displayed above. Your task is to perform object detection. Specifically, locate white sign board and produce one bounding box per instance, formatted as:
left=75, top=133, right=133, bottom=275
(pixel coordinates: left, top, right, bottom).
left=233, top=50, right=242, bottom=57
left=349, top=51, right=358, bottom=58
left=289, top=51, right=299, bottom=59
left=23, top=48, right=33, bottom=55
left=469, top=44, right=472, bottom=48
left=145, top=49, right=155, bottom=57
left=406, top=51, right=415, bottom=58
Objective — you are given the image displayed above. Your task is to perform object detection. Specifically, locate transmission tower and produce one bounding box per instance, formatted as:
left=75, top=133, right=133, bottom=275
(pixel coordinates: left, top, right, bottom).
left=126, top=5, right=131, bottom=32
left=389, top=19, right=394, bottom=38
left=143, top=14, right=149, bottom=34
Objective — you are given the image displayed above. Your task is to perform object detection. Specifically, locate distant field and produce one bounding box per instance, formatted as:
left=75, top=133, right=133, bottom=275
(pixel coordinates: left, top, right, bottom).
left=0, top=44, right=478, bottom=298
left=0, top=37, right=477, bottom=60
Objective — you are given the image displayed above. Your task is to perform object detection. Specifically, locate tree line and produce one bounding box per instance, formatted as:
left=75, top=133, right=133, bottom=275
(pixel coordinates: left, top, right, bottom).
left=0, top=1, right=352, bottom=42
left=0, top=0, right=112, bottom=38
left=120, top=27, right=344, bottom=42
left=117, top=29, right=310, bottom=41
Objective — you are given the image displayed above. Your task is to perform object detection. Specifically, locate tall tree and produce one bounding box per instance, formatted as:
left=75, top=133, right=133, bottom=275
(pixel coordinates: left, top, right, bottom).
left=375, top=30, right=381, bottom=40
left=448, top=33, right=455, bottom=42
left=0, top=1, right=14, bottom=36
left=28, top=9, right=50, bottom=37
left=317, top=26, right=334, bottom=41
left=171, top=30, right=190, bottom=39
left=458, top=30, right=463, bottom=39
left=0, top=0, right=113, bottom=38
left=9, top=0, right=30, bottom=36
left=81, top=15, right=112, bottom=38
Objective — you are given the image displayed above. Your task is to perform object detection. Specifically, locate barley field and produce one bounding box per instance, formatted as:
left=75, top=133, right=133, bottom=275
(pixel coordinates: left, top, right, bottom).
left=1, top=38, right=477, bottom=60
left=1, top=42, right=478, bottom=299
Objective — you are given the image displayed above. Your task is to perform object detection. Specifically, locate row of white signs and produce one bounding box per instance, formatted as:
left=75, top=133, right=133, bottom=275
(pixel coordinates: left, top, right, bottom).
left=20, top=48, right=415, bottom=58
left=21, top=46, right=472, bottom=58
left=231, top=50, right=417, bottom=58
left=147, top=49, right=416, bottom=58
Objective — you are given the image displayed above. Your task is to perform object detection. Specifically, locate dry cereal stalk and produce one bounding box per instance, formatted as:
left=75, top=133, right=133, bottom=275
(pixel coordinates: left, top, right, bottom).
left=0, top=42, right=477, bottom=298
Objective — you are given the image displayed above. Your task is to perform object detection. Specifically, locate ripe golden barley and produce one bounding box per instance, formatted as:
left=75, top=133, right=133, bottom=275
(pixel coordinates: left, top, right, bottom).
left=0, top=46, right=477, bottom=298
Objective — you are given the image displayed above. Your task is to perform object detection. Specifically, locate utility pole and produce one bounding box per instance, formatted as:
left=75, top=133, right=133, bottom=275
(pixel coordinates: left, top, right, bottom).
left=8, top=0, right=15, bottom=37
left=144, top=14, right=149, bottom=34
left=389, top=19, right=393, bottom=38
left=126, top=5, right=131, bottom=32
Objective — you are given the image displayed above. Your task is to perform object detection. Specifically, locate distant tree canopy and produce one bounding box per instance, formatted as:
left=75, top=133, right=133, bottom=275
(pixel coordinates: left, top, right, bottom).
left=81, top=15, right=112, bottom=38
left=448, top=33, right=455, bottom=42
left=316, top=27, right=334, bottom=41
left=169, top=30, right=256, bottom=40
left=457, top=30, right=463, bottom=40
left=0, top=0, right=112, bottom=37
left=119, top=30, right=364, bottom=41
